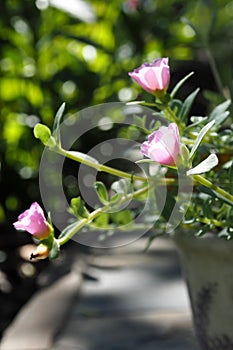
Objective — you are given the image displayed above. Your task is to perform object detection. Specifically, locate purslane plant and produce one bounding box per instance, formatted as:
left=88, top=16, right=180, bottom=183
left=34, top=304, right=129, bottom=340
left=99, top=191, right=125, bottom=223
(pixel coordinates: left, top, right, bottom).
left=13, top=58, right=233, bottom=260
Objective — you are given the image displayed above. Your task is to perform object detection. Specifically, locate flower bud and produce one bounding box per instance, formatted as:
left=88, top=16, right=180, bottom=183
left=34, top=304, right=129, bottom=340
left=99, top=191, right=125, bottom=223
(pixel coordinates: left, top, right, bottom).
left=128, top=58, right=170, bottom=95
left=177, top=143, right=191, bottom=168
left=13, top=202, right=51, bottom=239
left=141, top=123, right=180, bottom=166
left=30, top=244, right=50, bottom=260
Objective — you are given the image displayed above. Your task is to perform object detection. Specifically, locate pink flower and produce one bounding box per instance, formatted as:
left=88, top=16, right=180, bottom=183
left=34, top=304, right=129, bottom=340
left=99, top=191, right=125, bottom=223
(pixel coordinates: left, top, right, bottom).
left=13, top=202, right=50, bottom=239
left=128, top=58, right=170, bottom=94
left=141, top=123, right=180, bottom=165
left=126, top=0, right=140, bottom=10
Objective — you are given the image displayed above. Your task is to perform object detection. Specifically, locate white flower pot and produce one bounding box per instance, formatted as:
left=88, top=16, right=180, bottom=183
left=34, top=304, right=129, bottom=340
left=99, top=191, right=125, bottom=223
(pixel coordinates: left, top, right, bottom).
left=174, top=231, right=233, bottom=350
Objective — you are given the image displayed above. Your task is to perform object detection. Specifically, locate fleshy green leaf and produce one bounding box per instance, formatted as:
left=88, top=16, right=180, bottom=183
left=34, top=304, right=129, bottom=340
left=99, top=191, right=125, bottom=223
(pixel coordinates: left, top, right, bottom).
left=110, top=209, right=133, bottom=225
left=94, top=181, right=109, bottom=204
left=169, top=99, right=183, bottom=117
left=189, top=120, right=215, bottom=159
left=180, top=88, right=200, bottom=122
left=52, top=103, right=66, bottom=145
left=209, top=100, right=231, bottom=127
left=185, top=116, right=208, bottom=130
left=49, top=239, right=60, bottom=260
left=170, top=71, right=194, bottom=98
left=34, top=123, right=53, bottom=146
left=46, top=211, right=52, bottom=226
left=133, top=114, right=147, bottom=129
left=70, top=197, right=90, bottom=218
left=94, top=213, right=109, bottom=227
left=187, top=154, right=218, bottom=176
left=111, top=179, right=130, bottom=195
left=109, top=193, right=122, bottom=204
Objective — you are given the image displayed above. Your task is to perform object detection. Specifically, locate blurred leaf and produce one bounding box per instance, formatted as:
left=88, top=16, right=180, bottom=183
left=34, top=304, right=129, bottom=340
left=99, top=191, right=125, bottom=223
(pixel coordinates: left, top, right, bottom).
left=133, top=114, right=148, bottom=132
left=182, top=0, right=214, bottom=44
left=155, top=187, right=176, bottom=223
left=229, top=162, right=233, bottom=195
left=0, top=78, right=44, bottom=106
left=218, top=227, right=233, bottom=240
left=94, top=213, right=109, bottom=227
left=195, top=225, right=210, bottom=237
left=110, top=209, right=133, bottom=225
left=193, top=0, right=214, bottom=43
left=198, top=185, right=233, bottom=207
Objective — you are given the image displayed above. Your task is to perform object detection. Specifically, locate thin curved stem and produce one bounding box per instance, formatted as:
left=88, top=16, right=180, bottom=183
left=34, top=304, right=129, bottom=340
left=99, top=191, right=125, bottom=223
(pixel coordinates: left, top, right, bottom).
left=57, top=146, right=147, bottom=182
left=163, top=106, right=180, bottom=124
left=57, top=183, right=152, bottom=245
left=205, top=47, right=226, bottom=99
left=56, top=146, right=177, bottom=187
left=193, top=174, right=233, bottom=206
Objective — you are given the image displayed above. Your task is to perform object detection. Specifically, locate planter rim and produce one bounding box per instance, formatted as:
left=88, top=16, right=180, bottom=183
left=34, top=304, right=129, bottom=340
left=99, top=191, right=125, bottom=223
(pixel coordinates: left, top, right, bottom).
left=173, top=231, right=233, bottom=256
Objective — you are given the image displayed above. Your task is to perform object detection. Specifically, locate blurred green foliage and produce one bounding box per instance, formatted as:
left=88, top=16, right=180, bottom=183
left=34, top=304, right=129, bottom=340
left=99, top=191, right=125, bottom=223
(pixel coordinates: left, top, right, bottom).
left=0, top=0, right=232, bottom=226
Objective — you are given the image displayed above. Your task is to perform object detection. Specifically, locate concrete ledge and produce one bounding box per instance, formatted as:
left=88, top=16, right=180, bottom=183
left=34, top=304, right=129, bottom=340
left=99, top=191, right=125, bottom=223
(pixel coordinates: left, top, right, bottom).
left=0, top=270, right=82, bottom=350
left=52, top=311, right=198, bottom=350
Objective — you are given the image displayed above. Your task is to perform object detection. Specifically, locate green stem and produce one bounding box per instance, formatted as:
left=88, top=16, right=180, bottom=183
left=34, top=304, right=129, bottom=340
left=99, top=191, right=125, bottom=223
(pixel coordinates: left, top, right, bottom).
left=205, top=47, right=226, bottom=99
left=56, top=146, right=176, bottom=187
left=163, top=106, right=180, bottom=124
left=58, top=209, right=102, bottom=245
left=193, top=174, right=233, bottom=205
left=57, top=146, right=147, bottom=182
left=198, top=217, right=226, bottom=228
left=162, top=106, right=185, bottom=133
left=57, top=183, right=152, bottom=245
left=88, top=222, right=154, bottom=232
